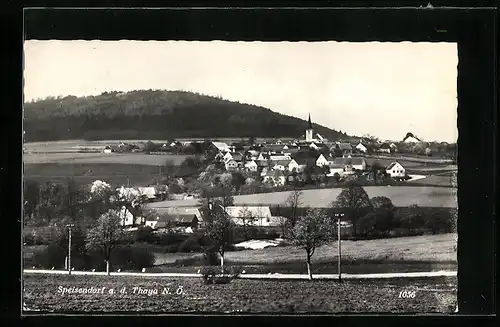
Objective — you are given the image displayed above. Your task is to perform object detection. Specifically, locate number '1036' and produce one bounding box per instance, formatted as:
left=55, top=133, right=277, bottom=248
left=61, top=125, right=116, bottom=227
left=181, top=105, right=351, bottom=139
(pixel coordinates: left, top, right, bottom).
left=399, top=291, right=416, bottom=298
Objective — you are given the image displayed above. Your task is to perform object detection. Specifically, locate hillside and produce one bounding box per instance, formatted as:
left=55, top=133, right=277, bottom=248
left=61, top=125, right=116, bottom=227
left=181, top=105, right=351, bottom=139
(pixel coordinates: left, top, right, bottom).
left=23, top=90, right=348, bottom=142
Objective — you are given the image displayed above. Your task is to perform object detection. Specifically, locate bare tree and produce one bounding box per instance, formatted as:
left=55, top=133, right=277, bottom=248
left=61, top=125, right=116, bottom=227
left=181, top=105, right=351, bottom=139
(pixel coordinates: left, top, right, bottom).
left=284, top=188, right=303, bottom=228
left=239, top=206, right=256, bottom=238
left=85, top=209, right=126, bottom=275
left=289, top=208, right=334, bottom=280
left=204, top=209, right=235, bottom=273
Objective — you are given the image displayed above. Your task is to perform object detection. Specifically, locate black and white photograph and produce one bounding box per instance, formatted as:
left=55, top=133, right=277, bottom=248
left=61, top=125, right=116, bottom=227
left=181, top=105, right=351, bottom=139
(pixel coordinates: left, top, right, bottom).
left=22, top=39, right=459, bottom=313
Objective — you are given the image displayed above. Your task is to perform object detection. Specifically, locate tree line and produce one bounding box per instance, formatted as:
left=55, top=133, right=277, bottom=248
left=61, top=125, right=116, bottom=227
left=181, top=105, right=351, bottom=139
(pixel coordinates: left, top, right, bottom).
left=23, top=90, right=344, bottom=142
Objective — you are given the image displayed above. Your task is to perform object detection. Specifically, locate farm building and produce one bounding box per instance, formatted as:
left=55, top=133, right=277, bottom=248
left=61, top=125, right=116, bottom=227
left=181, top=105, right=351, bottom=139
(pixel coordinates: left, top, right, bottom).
left=114, top=205, right=144, bottom=227
left=225, top=206, right=281, bottom=227
left=212, top=141, right=231, bottom=153
left=103, top=146, right=113, bottom=154
left=331, top=157, right=367, bottom=172
left=262, top=170, right=286, bottom=187
left=145, top=207, right=202, bottom=231
left=355, top=141, right=368, bottom=153
left=316, top=154, right=329, bottom=167
left=379, top=143, right=391, bottom=153
left=244, top=160, right=258, bottom=171
left=386, top=161, right=406, bottom=178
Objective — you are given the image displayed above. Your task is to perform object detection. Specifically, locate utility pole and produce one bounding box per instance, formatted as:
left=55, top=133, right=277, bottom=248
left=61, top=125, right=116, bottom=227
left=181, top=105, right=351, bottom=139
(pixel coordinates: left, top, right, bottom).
left=335, top=213, right=344, bottom=282
left=67, top=224, right=74, bottom=275
left=127, top=178, right=130, bottom=188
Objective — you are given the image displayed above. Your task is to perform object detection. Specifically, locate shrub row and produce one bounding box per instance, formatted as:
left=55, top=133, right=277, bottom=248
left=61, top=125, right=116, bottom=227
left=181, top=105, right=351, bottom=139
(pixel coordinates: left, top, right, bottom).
left=25, top=243, right=155, bottom=271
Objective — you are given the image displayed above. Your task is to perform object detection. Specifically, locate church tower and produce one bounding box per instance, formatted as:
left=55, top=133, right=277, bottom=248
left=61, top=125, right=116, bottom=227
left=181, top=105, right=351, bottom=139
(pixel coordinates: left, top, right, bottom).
left=305, top=113, right=314, bottom=142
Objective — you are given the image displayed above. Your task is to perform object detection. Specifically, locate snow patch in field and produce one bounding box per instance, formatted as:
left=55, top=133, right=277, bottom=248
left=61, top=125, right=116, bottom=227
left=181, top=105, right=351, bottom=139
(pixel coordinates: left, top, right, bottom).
left=407, top=174, right=427, bottom=182
left=234, top=238, right=285, bottom=250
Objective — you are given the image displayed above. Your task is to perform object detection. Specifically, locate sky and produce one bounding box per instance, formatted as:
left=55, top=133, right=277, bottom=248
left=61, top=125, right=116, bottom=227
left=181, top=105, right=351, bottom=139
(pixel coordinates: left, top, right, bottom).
left=23, top=40, right=458, bottom=143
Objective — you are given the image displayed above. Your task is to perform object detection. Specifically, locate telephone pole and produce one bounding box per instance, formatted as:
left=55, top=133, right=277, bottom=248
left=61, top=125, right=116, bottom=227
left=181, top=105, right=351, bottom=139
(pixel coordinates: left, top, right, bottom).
left=67, top=224, right=74, bottom=275
left=335, top=213, right=344, bottom=282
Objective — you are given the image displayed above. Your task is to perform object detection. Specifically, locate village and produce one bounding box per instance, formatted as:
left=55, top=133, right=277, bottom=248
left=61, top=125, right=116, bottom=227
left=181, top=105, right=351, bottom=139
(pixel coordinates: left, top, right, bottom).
left=98, top=115, right=452, bottom=236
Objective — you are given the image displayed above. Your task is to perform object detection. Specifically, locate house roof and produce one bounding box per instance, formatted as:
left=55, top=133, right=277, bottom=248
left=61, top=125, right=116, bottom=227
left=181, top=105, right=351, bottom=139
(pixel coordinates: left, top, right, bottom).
left=259, top=153, right=271, bottom=160
left=380, top=143, right=391, bottom=149
left=332, top=157, right=366, bottom=166
left=212, top=142, right=230, bottom=150
left=262, top=144, right=285, bottom=152
left=273, top=159, right=292, bottom=166
left=386, top=161, right=403, bottom=170
left=137, top=186, right=157, bottom=198
left=225, top=206, right=272, bottom=218
left=244, top=160, right=257, bottom=166
left=154, top=214, right=199, bottom=224
left=146, top=207, right=202, bottom=221
left=232, top=153, right=243, bottom=161
left=295, top=158, right=316, bottom=166
left=270, top=155, right=290, bottom=161
left=255, top=160, right=269, bottom=167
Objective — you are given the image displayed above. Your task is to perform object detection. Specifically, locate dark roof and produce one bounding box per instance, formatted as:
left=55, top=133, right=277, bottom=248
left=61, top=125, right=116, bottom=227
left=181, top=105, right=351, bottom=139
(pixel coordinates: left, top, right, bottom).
left=380, top=143, right=391, bottom=149
left=273, top=159, right=292, bottom=166
left=308, top=114, right=313, bottom=129
left=386, top=161, right=404, bottom=170
left=232, top=153, right=243, bottom=161
left=255, top=160, right=269, bottom=167
left=156, top=214, right=198, bottom=223
left=332, top=157, right=366, bottom=166
left=263, top=144, right=285, bottom=152
left=295, top=158, right=316, bottom=166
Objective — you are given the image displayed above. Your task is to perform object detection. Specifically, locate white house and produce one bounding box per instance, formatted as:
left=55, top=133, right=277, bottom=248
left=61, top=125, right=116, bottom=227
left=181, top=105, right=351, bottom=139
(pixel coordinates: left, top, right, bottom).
left=137, top=186, right=158, bottom=201
left=115, top=206, right=143, bottom=227
left=355, top=142, right=367, bottom=153
left=212, top=141, right=231, bottom=153
left=103, top=146, right=112, bottom=154
left=287, top=159, right=300, bottom=172
left=379, top=143, right=391, bottom=153
left=244, top=160, right=258, bottom=171
left=223, top=152, right=233, bottom=162
left=386, top=161, right=406, bottom=178
left=331, top=157, right=367, bottom=172
left=225, top=159, right=239, bottom=171
left=316, top=154, right=329, bottom=167
left=272, top=159, right=291, bottom=171
left=327, top=164, right=345, bottom=177
left=262, top=170, right=286, bottom=186
left=402, top=134, right=422, bottom=143
left=225, top=206, right=281, bottom=227
left=270, top=154, right=291, bottom=161
left=309, top=142, right=320, bottom=150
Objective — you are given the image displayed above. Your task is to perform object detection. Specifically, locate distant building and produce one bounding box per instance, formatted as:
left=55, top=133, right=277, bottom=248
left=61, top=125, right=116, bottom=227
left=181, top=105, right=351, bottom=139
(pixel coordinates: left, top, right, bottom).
left=355, top=141, right=367, bottom=153
left=244, top=160, right=258, bottom=171
left=402, top=133, right=423, bottom=144
left=103, top=146, right=112, bottom=154
left=379, top=143, right=391, bottom=153
left=225, top=206, right=281, bottom=227
left=212, top=141, right=231, bottom=153
left=386, top=161, right=406, bottom=178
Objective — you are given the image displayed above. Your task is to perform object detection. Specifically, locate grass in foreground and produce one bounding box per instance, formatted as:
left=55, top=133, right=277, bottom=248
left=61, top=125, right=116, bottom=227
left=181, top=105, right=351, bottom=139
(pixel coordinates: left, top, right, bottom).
left=23, top=274, right=457, bottom=313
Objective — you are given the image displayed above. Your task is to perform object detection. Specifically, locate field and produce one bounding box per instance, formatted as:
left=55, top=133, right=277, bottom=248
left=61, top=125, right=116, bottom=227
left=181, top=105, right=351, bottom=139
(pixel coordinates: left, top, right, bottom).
left=23, top=152, right=189, bottom=166
left=24, top=163, right=166, bottom=187
left=149, top=186, right=458, bottom=208
left=23, top=274, right=457, bottom=313
left=152, top=233, right=457, bottom=274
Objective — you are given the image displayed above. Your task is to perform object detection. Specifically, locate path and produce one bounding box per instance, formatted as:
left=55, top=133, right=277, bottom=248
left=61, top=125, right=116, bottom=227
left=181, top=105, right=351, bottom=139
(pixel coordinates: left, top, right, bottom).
left=23, top=269, right=457, bottom=280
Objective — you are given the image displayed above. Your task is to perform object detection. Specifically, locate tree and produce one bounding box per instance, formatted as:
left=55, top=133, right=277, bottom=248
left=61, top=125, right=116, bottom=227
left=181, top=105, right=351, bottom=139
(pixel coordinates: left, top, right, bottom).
left=333, top=184, right=372, bottom=236
left=288, top=208, right=334, bottom=280
left=204, top=209, right=235, bottom=273
left=369, top=196, right=396, bottom=234
left=23, top=180, right=40, bottom=225
left=239, top=206, right=257, bottom=239
left=85, top=209, right=126, bottom=275
left=284, top=188, right=303, bottom=230
left=370, top=161, right=385, bottom=184
left=399, top=204, right=424, bottom=233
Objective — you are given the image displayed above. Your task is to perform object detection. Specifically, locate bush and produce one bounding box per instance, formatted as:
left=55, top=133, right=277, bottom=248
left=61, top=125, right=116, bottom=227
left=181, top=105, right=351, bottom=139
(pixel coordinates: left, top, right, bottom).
left=88, top=245, right=156, bottom=271
left=153, top=232, right=188, bottom=246
left=203, top=246, right=220, bottom=266
left=135, top=226, right=154, bottom=243
left=200, top=265, right=242, bottom=284
left=178, top=237, right=202, bottom=253
left=32, top=244, right=67, bottom=269
left=164, top=244, right=180, bottom=253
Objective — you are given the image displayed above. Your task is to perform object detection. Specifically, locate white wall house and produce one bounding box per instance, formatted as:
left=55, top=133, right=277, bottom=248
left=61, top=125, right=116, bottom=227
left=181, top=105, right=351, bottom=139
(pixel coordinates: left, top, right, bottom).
left=225, top=206, right=281, bottom=227
left=270, top=154, right=291, bottom=161
left=316, top=154, right=329, bottom=167
left=223, top=152, right=233, bottom=162
left=115, top=206, right=143, bottom=227
left=386, top=161, right=406, bottom=178
left=327, top=164, right=345, bottom=177
left=262, top=171, right=286, bottom=186
left=355, top=142, right=367, bottom=153
left=212, top=141, right=231, bottom=153
left=244, top=160, right=258, bottom=171
left=225, top=159, right=238, bottom=171
left=288, top=159, right=300, bottom=172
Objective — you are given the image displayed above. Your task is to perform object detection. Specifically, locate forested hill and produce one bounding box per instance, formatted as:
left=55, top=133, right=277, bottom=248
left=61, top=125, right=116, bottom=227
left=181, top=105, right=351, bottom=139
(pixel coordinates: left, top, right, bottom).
left=23, top=90, right=348, bottom=142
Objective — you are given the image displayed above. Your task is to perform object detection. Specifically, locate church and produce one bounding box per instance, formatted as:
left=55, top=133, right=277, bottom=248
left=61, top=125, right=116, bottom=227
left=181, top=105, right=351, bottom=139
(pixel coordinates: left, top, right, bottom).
left=303, top=114, right=326, bottom=143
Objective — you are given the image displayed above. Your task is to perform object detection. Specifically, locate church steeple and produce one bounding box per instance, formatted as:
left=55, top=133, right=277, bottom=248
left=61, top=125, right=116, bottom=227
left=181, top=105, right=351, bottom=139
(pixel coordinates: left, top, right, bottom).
left=308, top=113, right=312, bottom=129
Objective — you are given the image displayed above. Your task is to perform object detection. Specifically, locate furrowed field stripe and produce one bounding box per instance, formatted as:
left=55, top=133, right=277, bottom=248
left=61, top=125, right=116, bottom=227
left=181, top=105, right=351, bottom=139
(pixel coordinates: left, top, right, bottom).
left=23, top=269, right=457, bottom=279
